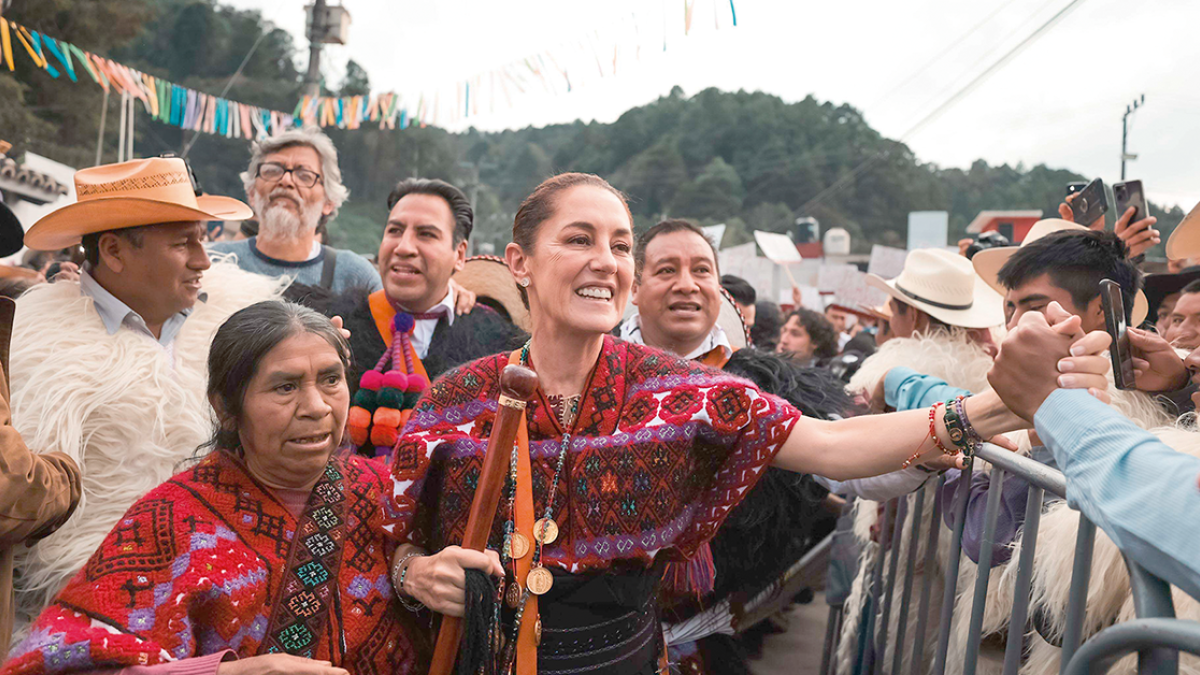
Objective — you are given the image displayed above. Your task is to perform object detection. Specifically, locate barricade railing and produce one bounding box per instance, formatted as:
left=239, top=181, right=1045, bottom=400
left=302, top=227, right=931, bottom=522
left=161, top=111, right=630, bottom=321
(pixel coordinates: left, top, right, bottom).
left=820, top=442, right=1200, bottom=675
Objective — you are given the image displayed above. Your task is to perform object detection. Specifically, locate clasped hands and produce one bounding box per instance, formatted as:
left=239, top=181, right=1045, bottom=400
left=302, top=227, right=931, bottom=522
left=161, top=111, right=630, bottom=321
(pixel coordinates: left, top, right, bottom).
left=988, top=301, right=1114, bottom=423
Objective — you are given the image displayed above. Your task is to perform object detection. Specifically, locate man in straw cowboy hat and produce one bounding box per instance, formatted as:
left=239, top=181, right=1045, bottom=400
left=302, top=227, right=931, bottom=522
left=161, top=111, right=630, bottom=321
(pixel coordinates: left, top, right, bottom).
left=6, top=156, right=290, bottom=624
left=305, top=177, right=524, bottom=460
left=828, top=248, right=1006, bottom=675
left=866, top=223, right=1178, bottom=675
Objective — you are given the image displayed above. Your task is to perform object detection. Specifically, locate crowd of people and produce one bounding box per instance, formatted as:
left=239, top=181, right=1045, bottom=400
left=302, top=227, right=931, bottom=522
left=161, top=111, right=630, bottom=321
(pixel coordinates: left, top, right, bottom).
left=0, top=124, right=1194, bottom=675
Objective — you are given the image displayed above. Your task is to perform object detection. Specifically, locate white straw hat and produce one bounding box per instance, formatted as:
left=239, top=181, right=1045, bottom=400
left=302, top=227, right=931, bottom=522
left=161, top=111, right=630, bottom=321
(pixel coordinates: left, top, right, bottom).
left=865, top=248, right=1003, bottom=329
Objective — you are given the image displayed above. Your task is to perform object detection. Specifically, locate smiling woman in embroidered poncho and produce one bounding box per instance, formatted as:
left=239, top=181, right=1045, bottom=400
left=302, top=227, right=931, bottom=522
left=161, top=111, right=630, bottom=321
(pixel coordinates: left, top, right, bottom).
left=383, top=173, right=1115, bottom=675
left=2, top=302, right=423, bottom=675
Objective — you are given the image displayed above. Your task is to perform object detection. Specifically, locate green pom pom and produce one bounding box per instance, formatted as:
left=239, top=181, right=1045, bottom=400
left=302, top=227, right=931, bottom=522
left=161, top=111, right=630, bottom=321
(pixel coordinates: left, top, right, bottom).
left=352, top=388, right=377, bottom=410
left=404, top=390, right=424, bottom=409
left=376, top=387, right=405, bottom=410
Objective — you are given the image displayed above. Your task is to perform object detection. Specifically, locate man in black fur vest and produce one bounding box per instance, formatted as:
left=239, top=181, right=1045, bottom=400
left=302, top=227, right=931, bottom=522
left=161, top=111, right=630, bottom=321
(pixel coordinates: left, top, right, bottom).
left=303, top=178, right=525, bottom=458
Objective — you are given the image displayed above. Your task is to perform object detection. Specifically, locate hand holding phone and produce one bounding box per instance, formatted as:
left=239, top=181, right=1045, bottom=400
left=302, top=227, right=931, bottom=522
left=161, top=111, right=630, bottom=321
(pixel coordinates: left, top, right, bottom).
left=1100, top=279, right=1136, bottom=390
left=1112, top=180, right=1159, bottom=258
left=1068, top=178, right=1108, bottom=227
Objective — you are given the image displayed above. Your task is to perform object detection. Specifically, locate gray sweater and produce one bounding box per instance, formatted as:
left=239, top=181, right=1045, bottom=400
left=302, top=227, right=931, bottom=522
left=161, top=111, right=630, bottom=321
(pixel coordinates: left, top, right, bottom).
left=208, top=237, right=382, bottom=294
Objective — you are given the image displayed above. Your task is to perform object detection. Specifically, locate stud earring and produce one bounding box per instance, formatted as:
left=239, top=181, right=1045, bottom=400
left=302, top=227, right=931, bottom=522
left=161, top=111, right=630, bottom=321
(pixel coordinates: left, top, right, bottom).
left=518, top=277, right=530, bottom=288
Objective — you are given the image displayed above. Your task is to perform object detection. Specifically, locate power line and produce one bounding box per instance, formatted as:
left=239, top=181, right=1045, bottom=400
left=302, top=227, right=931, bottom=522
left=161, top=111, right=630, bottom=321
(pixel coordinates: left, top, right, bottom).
left=181, top=27, right=272, bottom=158
left=799, top=0, right=1090, bottom=215
left=867, top=0, right=1024, bottom=110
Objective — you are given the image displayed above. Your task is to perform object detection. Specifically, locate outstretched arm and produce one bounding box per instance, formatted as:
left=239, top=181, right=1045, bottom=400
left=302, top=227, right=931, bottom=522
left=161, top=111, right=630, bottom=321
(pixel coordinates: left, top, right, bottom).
left=773, top=388, right=1021, bottom=480
left=776, top=306, right=1112, bottom=481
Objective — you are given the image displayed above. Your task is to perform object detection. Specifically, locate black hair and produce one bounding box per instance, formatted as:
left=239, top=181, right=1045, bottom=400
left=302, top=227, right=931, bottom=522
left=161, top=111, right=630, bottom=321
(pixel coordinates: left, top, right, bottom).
left=997, top=230, right=1141, bottom=321
left=785, top=308, right=839, bottom=360
left=204, top=300, right=351, bottom=452
left=387, top=177, right=474, bottom=245
left=1182, top=279, right=1200, bottom=296
left=720, top=274, right=756, bottom=306
left=0, top=277, right=32, bottom=300
left=80, top=226, right=150, bottom=267
left=635, top=218, right=719, bottom=280
left=750, top=300, right=783, bottom=351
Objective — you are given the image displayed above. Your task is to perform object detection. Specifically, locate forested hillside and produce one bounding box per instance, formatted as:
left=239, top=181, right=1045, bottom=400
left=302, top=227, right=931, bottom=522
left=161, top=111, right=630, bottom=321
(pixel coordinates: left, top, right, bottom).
left=2, top=0, right=1184, bottom=255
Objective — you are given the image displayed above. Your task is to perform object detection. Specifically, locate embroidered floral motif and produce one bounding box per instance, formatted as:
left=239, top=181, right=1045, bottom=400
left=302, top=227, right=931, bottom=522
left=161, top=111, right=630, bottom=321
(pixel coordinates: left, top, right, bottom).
left=385, top=336, right=802, bottom=574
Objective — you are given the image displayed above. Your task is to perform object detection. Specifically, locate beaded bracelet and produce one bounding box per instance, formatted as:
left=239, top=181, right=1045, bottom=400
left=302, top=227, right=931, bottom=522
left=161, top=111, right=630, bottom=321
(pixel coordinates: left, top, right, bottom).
left=391, top=551, right=426, bottom=613
left=928, top=401, right=955, bottom=455
left=955, top=395, right=984, bottom=447
left=943, top=396, right=980, bottom=456
left=902, top=402, right=947, bottom=469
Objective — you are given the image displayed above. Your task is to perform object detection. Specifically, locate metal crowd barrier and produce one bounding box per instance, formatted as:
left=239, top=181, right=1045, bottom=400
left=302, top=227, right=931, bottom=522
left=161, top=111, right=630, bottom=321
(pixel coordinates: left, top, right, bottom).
left=820, top=443, right=1200, bottom=675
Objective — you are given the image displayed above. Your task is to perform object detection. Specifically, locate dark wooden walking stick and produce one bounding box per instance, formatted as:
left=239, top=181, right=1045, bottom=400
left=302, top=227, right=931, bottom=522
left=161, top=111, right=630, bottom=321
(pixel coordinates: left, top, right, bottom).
left=428, top=364, right=539, bottom=675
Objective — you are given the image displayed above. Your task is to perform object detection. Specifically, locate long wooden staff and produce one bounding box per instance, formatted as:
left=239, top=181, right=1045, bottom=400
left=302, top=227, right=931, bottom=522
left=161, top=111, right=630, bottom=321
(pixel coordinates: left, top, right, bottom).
left=429, top=364, right=539, bottom=675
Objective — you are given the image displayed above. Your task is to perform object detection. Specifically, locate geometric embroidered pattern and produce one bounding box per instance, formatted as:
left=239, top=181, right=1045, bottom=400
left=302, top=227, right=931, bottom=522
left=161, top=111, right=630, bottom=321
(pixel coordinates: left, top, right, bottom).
left=261, top=458, right=348, bottom=658
left=2, top=450, right=422, bottom=675
left=386, top=335, right=800, bottom=575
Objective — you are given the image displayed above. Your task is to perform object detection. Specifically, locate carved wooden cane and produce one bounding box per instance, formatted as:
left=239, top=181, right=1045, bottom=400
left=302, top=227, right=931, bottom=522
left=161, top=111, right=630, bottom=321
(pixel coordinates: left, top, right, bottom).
left=428, top=364, right=539, bottom=675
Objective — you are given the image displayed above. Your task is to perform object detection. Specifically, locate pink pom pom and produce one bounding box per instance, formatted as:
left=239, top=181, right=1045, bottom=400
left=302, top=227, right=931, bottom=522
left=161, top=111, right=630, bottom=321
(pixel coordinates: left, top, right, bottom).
left=382, top=371, right=409, bottom=391
left=359, top=370, right=384, bottom=391
left=406, top=374, right=430, bottom=392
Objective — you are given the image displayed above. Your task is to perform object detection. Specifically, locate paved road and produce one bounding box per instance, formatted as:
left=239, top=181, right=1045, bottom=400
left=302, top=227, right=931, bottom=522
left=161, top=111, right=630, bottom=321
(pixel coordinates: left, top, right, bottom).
left=750, top=595, right=831, bottom=675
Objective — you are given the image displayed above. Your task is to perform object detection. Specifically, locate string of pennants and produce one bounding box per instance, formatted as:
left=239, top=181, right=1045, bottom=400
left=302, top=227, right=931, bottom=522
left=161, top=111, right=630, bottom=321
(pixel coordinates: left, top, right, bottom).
left=3, top=0, right=737, bottom=137
left=294, top=0, right=738, bottom=130
left=1, top=16, right=296, bottom=139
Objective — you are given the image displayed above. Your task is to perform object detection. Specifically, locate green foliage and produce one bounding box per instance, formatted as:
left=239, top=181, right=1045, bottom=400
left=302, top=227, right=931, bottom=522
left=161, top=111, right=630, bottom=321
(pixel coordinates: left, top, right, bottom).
left=339, top=59, right=370, bottom=97
left=2, top=0, right=1183, bottom=259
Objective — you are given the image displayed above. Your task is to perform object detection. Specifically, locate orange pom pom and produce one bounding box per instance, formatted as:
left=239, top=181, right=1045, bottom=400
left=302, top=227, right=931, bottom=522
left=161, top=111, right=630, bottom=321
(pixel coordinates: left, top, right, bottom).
left=370, top=407, right=402, bottom=447
left=347, top=406, right=372, bottom=446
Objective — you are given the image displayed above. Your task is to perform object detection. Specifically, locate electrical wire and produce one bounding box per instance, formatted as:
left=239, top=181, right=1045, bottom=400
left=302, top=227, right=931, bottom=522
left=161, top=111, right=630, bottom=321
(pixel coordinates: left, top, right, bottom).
left=866, top=0, right=1024, bottom=110
left=799, top=0, right=1090, bottom=215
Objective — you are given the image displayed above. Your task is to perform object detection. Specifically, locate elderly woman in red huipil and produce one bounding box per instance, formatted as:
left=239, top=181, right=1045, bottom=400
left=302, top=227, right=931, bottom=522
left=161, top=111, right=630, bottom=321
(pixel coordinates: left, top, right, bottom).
left=383, top=173, right=1114, bottom=675
left=2, top=302, right=423, bottom=675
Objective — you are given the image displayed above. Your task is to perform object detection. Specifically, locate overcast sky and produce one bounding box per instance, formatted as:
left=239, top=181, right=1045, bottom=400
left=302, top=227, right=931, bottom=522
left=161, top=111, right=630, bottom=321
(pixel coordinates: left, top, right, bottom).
left=227, top=0, right=1200, bottom=211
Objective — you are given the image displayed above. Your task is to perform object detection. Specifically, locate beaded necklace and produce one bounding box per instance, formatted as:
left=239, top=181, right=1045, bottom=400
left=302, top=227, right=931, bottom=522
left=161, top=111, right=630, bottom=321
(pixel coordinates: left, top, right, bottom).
left=493, top=340, right=578, bottom=672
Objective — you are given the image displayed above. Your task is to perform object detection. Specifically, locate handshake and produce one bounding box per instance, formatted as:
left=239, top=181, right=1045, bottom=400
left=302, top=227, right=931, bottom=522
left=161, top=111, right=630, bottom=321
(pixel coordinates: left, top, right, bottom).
left=988, top=301, right=1116, bottom=422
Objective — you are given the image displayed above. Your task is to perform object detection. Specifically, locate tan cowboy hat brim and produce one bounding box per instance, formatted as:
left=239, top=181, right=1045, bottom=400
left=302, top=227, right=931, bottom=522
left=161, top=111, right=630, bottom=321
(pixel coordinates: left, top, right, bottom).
left=453, top=255, right=531, bottom=332
left=865, top=273, right=1003, bottom=329
left=972, top=245, right=1150, bottom=325
left=1166, top=201, right=1200, bottom=261
left=25, top=194, right=253, bottom=250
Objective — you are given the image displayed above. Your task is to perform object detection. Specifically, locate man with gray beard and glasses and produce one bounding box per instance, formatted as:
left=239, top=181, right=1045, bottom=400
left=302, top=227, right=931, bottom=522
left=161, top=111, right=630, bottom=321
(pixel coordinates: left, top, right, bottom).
left=209, top=127, right=382, bottom=294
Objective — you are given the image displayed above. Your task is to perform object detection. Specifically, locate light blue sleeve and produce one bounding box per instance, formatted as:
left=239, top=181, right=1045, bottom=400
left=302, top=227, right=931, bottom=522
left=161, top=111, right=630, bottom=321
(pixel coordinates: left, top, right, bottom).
left=884, top=367, right=972, bottom=412
left=1035, top=389, right=1200, bottom=601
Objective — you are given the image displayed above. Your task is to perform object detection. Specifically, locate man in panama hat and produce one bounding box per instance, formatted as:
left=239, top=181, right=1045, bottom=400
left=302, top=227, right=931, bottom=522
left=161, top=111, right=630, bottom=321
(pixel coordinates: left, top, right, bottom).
left=8, top=157, right=290, bottom=624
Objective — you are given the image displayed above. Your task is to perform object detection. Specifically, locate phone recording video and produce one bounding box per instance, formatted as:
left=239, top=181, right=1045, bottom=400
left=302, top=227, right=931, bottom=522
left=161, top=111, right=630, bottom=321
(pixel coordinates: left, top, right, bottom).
left=1100, top=279, right=1136, bottom=390
left=1113, top=180, right=1149, bottom=223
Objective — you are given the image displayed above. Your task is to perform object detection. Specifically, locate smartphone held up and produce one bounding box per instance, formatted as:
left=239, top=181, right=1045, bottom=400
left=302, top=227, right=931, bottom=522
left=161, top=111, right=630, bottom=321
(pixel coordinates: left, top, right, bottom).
left=1100, top=279, right=1136, bottom=390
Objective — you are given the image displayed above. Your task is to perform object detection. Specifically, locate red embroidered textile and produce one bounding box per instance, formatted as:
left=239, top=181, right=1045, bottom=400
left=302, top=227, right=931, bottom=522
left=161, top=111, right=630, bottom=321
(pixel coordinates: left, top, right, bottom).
left=3, top=451, right=422, bottom=675
left=384, top=336, right=802, bottom=573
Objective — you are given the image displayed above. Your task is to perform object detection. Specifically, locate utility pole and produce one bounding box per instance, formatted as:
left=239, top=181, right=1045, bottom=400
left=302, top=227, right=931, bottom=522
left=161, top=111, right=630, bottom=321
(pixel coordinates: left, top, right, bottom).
left=303, top=0, right=327, bottom=99
left=1121, top=94, right=1145, bottom=180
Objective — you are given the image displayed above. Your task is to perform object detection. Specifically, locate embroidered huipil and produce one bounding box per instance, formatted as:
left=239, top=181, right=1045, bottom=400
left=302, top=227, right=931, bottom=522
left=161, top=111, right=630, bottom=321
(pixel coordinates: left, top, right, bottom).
left=2, top=451, right=422, bottom=675
left=384, top=336, right=802, bottom=573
